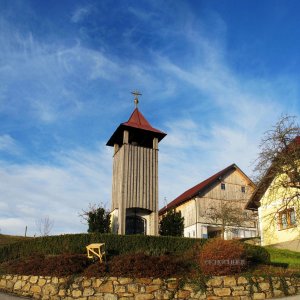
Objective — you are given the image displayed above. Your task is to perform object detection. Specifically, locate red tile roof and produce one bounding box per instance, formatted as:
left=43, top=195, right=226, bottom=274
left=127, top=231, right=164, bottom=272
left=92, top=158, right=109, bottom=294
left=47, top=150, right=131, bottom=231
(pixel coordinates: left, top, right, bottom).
left=159, top=164, right=253, bottom=215
left=122, top=108, right=166, bottom=135
left=106, top=108, right=166, bottom=146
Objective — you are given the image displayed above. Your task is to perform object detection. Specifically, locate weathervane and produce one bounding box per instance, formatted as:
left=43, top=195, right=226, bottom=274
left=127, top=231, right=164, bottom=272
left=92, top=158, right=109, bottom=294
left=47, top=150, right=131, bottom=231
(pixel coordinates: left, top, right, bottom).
left=131, top=90, right=142, bottom=108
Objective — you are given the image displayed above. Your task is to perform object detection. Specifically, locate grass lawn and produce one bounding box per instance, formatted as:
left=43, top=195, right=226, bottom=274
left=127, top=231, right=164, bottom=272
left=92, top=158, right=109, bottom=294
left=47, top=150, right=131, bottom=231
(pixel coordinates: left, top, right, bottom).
left=0, top=234, right=31, bottom=248
left=265, top=246, right=300, bottom=269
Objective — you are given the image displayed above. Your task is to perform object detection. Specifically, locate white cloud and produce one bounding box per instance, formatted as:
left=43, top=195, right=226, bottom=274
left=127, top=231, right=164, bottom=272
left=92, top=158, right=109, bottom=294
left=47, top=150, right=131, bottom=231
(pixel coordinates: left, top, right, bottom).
left=0, top=134, right=20, bottom=154
left=0, top=144, right=112, bottom=236
left=0, top=2, right=299, bottom=235
left=71, top=6, right=93, bottom=23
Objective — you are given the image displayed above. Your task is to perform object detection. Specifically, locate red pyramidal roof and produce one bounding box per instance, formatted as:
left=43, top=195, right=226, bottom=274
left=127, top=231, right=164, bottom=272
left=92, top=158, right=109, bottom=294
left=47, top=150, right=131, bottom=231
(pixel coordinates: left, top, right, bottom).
left=122, top=108, right=165, bottom=134
left=106, top=107, right=166, bottom=146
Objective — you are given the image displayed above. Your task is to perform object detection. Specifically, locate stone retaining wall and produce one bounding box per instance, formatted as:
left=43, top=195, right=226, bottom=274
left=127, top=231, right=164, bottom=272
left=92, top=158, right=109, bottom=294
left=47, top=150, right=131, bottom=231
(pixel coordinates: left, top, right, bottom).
left=0, top=274, right=300, bottom=299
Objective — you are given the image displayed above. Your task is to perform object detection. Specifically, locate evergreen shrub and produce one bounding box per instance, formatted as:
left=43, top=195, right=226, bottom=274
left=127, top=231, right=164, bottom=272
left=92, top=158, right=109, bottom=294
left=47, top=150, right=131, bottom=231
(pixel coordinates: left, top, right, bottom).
left=244, top=243, right=271, bottom=264
left=0, top=233, right=204, bottom=263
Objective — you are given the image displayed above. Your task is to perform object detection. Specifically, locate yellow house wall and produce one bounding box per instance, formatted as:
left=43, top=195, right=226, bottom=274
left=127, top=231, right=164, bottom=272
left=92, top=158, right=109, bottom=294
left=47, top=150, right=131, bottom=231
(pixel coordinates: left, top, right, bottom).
left=259, top=173, right=300, bottom=246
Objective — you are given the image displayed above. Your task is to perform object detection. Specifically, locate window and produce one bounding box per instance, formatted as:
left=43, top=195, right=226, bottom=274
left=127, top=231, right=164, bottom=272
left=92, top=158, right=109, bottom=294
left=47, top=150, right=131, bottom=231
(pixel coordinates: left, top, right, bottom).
left=278, top=208, right=297, bottom=230
left=241, top=186, right=246, bottom=193
left=221, top=183, right=226, bottom=190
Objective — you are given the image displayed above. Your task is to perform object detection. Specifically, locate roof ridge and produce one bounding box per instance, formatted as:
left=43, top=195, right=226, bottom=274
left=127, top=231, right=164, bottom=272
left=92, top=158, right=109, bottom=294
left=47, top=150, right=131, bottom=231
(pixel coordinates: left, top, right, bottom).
left=159, top=163, right=243, bottom=215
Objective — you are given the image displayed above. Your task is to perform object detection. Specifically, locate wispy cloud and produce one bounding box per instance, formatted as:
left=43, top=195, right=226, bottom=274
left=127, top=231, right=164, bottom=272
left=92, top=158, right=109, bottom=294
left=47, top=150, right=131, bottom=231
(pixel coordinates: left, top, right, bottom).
left=71, top=6, right=93, bottom=23
left=0, top=144, right=112, bottom=235
left=0, top=134, right=21, bottom=155
left=0, top=1, right=299, bottom=235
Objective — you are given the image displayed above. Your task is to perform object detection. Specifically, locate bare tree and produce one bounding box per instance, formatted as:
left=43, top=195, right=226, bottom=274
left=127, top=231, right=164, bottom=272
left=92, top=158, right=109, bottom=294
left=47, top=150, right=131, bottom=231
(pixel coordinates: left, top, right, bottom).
left=36, top=216, right=54, bottom=236
left=253, top=115, right=300, bottom=226
left=203, top=200, right=254, bottom=239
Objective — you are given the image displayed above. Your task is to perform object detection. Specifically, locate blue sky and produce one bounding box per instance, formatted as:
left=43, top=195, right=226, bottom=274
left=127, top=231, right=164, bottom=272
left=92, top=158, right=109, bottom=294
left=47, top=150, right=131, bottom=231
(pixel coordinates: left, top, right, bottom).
left=0, top=0, right=299, bottom=236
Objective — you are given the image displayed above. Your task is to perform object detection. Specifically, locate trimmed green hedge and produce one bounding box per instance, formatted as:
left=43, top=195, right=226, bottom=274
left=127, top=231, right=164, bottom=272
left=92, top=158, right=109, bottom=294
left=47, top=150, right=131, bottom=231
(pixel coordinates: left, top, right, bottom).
left=0, top=234, right=204, bottom=263
left=0, top=233, right=270, bottom=266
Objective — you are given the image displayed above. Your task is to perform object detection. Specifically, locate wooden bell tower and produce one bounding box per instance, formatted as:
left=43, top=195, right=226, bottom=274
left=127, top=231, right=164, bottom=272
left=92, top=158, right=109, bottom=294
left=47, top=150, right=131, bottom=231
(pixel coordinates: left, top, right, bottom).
left=106, top=92, right=166, bottom=235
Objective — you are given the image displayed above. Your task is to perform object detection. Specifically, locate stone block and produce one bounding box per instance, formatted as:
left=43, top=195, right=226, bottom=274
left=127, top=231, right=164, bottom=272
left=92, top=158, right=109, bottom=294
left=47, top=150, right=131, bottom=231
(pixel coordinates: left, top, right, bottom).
left=232, top=286, right=245, bottom=291
left=273, top=289, right=284, bottom=297
left=135, top=293, right=154, bottom=300
left=59, top=278, right=67, bottom=284
left=90, top=294, right=104, bottom=300
left=115, top=285, right=126, bottom=293
left=288, top=286, right=296, bottom=294
left=6, top=280, right=14, bottom=289
left=214, top=287, right=231, bottom=296
left=118, top=293, right=134, bottom=297
left=176, top=290, right=191, bottom=298
left=104, top=294, right=118, bottom=300
left=92, top=278, right=104, bottom=287
left=38, top=278, right=46, bottom=286
left=272, top=281, right=281, bottom=289
left=0, top=279, right=6, bottom=288
left=43, top=284, right=57, bottom=295
left=207, top=277, right=223, bottom=287
left=152, top=278, right=163, bottom=285
left=167, top=281, right=178, bottom=289
left=31, top=285, right=41, bottom=294
left=82, top=279, right=91, bottom=287
left=237, top=277, right=248, bottom=285
left=146, top=284, right=160, bottom=293
left=224, top=276, right=236, bottom=286
left=72, top=289, right=82, bottom=297
left=23, top=283, right=31, bottom=292
left=51, top=277, right=59, bottom=284
left=13, top=280, right=23, bottom=290
left=265, top=291, right=273, bottom=298
left=154, top=290, right=174, bottom=299
left=83, top=287, right=95, bottom=296
left=253, top=292, right=266, bottom=299
left=232, top=290, right=249, bottom=296
left=240, top=296, right=252, bottom=300
left=190, top=293, right=207, bottom=300
left=118, top=277, right=133, bottom=284
left=29, top=276, right=39, bottom=284
left=97, top=281, right=114, bottom=293
left=127, top=283, right=139, bottom=293
left=258, top=282, right=270, bottom=291
left=223, top=297, right=240, bottom=300
left=58, top=289, right=66, bottom=297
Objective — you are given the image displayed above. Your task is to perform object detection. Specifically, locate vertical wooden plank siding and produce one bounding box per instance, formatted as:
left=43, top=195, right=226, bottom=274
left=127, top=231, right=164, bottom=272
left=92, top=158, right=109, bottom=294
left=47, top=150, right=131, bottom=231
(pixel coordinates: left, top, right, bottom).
left=112, top=145, right=158, bottom=211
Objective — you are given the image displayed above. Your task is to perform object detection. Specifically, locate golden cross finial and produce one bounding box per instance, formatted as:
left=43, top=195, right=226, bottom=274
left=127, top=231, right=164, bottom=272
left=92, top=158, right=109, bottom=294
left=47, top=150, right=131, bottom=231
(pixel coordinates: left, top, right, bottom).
left=131, top=90, right=142, bottom=108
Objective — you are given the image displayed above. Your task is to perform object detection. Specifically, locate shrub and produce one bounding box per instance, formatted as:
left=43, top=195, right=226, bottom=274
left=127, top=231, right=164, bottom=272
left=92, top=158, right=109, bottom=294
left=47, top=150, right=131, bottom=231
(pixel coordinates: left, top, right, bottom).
left=243, top=243, right=270, bottom=265
left=108, top=253, right=189, bottom=278
left=199, top=238, right=247, bottom=275
left=1, top=254, right=90, bottom=277
left=0, top=233, right=204, bottom=263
